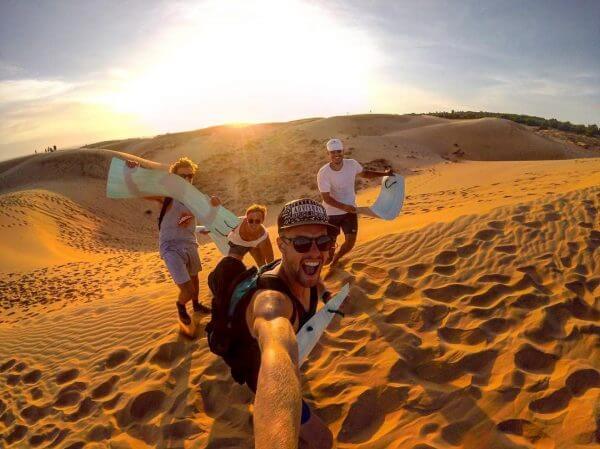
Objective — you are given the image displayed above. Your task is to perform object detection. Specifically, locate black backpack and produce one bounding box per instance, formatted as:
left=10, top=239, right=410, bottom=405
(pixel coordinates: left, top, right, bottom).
left=206, top=256, right=257, bottom=358
left=206, top=257, right=318, bottom=386
left=158, top=197, right=173, bottom=230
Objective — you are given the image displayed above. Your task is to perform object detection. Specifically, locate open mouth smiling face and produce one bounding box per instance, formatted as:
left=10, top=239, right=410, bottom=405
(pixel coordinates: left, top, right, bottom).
left=280, top=225, right=333, bottom=286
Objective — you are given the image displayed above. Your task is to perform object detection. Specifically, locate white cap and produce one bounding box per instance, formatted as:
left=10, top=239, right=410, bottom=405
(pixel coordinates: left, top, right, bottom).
left=326, top=138, right=344, bottom=152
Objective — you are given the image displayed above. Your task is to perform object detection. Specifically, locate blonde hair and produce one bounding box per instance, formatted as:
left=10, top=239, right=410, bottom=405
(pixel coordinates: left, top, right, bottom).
left=246, top=204, right=267, bottom=219
left=169, top=157, right=198, bottom=174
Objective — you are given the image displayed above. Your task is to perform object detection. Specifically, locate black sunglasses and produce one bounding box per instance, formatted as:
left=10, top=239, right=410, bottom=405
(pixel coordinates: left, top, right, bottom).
left=248, top=218, right=262, bottom=224
left=178, top=173, right=194, bottom=180
left=282, top=235, right=333, bottom=253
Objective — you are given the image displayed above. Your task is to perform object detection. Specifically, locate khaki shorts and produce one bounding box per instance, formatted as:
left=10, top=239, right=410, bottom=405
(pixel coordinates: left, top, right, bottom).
left=160, top=243, right=201, bottom=285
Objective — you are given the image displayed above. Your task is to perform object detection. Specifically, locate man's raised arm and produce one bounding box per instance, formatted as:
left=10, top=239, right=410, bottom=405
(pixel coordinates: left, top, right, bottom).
left=125, top=159, right=169, bottom=204
left=359, top=167, right=393, bottom=179
left=251, top=290, right=301, bottom=449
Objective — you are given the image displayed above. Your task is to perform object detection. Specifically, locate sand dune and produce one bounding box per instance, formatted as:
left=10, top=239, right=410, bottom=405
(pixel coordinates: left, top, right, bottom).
left=386, top=117, right=588, bottom=161
left=1, top=114, right=599, bottom=448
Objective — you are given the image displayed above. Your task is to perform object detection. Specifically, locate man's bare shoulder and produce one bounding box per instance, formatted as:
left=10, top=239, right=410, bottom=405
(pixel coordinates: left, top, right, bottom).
left=252, top=289, right=293, bottom=321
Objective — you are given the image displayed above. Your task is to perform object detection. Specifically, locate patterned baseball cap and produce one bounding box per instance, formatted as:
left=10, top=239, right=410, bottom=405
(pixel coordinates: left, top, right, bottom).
left=277, top=199, right=338, bottom=232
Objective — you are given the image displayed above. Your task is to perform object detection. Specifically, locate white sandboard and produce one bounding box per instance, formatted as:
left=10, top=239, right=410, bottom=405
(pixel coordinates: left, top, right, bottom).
left=357, top=174, right=405, bottom=220
left=296, top=283, right=350, bottom=367
left=106, top=157, right=240, bottom=255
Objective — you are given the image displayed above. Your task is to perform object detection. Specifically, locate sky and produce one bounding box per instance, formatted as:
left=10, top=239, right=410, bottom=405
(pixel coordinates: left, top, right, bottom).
left=1, top=0, right=599, bottom=160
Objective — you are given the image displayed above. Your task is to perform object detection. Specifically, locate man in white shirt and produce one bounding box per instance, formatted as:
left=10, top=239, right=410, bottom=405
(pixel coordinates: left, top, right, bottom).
left=317, top=138, right=392, bottom=266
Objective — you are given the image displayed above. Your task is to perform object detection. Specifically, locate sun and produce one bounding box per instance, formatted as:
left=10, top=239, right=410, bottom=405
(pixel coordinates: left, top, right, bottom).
left=101, top=0, right=380, bottom=132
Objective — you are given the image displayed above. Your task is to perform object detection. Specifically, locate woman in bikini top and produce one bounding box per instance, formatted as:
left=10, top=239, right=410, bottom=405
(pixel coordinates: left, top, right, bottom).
left=227, top=204, right=274, bottom=266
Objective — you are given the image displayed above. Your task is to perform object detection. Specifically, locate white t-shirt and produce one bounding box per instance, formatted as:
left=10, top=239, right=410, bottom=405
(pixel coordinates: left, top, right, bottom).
left=317, top=159, right=363, bottom=215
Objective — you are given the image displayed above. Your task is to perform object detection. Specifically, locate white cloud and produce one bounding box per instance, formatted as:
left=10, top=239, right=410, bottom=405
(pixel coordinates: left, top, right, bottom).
left=0, top=79, right=75, bottom=103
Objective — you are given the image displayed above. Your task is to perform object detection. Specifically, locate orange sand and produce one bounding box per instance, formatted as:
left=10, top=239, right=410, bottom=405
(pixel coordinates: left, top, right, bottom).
left=1, top=115, right=598, bottom=448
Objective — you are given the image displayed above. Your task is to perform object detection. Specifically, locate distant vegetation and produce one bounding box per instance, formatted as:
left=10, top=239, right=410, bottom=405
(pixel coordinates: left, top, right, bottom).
left=428, top=111, right=599, bottom=137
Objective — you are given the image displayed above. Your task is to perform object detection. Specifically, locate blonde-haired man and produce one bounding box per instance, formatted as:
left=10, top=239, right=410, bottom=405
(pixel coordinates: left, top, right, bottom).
left=127, top=157, right=219, bottom=327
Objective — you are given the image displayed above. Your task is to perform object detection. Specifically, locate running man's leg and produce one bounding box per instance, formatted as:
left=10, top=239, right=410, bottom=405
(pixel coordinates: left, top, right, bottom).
left=162, top=246, right=198, bottom=324
left=330, top=213, right=358, bottom=266
left=330, top=233, right=356, bottom=266
left=299, top=401, right=333, bottom=449
left=190, top=275, right=210, bottom=313
left=325, top=215, right=342, bottom=266
left=175, top=280, right=195, bottom=325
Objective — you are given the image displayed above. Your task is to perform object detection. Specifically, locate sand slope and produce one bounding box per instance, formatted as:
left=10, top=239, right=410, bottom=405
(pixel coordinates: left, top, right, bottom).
left=1, top=115, right=599, bottom=448
left=1, top=174, right=598, bottom=448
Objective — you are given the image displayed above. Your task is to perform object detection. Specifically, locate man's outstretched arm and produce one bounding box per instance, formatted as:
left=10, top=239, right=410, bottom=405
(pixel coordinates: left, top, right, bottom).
left=251, top=290, right=301, bottom=449
left=359, top=167, right=393, bottom=179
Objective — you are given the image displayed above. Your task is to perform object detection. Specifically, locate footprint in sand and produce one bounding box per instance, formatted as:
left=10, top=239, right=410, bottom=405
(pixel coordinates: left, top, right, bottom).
left=383, top=281, right=414, bottom=299
left=56, top=368, right=79, bottom=385
left=514, top=344, right=557, bottom=374
left=407, top=263, right=430, bottom=278
left=423, top=284, right=477, bottom=303
left=433, top=265, right=456, bottom=276
left=441, top=420, right=472, bottom=446
left=4, top=424, right=28, bottom=445
left=337, top=385, right=409, bottom=444
left=350, top=262, right=388, bottom=279
left=529, top=387, right=571, bottom=414
left=438, top=326, right=487, bottom=345
left=456, top=241, right=479, bottom=258
left=477, top=273, right=511, bottom=283
left=22, top=369, right=42, bottom=384
left=511, top=293, right=549, bottom=310
left=105, top=348, right=131, bottom=369
left=54, top=381, right=87, bottom=408
left=565, top=368, right=600, bottom=396
left=480, top=317, right=511, bottom=334
left=487, top=220, right=506, bottom=230
left=474, top=229, right=501, bottom=241
left=149, top=341, right=188, bottom=368
left=91, top=376, right=121, bottom=402
left=20, top=403, right=54, bottom=425
left=0, top=358, right=17, bottom=372
left=494, top=244, right=517, bottom=254
left=524, top=220, right=542, bottom=229
left=28, top=425, right=67, bottom=447
left=13, top=361, right=27, bottom=372
left=87, top=423, right=115, bottom=442
left=496, top=419, right=551, bottom=447
left=433, top=250, right=457, bottom=265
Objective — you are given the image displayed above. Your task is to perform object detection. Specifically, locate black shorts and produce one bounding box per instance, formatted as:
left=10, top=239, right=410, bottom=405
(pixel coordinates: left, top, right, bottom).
left=328, top=213, right=358, bottom=236
left=228, top=241, right=252, bottom=258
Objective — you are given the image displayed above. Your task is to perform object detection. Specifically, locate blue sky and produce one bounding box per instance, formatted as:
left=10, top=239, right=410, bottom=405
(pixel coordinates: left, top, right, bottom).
left=1, top=0, right=598, bottom=159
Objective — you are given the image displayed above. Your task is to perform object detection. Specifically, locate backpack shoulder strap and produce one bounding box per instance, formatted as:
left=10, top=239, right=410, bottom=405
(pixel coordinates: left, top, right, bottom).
left=226, top=259, right=282, bottom=319
left=228, top=266, right=259, bottom=317
left=308, top=286, right=318, bottom=316
left=158, top=197, right=173, bottom=230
